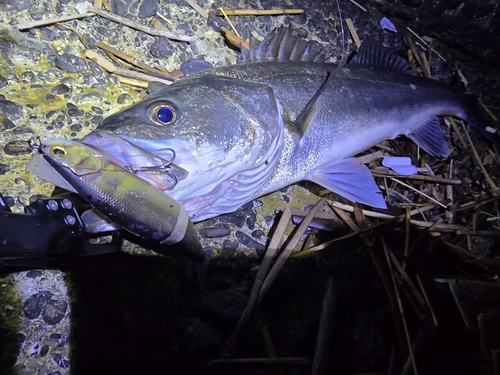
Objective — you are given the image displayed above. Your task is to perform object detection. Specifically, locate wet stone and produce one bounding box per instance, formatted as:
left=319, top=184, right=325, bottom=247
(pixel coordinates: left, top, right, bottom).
left=73, top=92, right=106, bottom=105
left=0, top=99, right=24, bottom=122
left=199, top=224, right=231, bottom=238
left=222, top=239, right=239, bottom=250
left=0, top=115, right=15, bottom=131
left=12, top=125, right=34, bottom=135
left=117, top=92, right=131, bottom=105
left=51, top=353, right=69, bottom=369
left=39, top=345, right=49, bottom=357
left=0, top=0, right=32, bottom=11
left=43, top=300, right=68, bottom=325
left=50, top=84, right=70, bottom=95
left=235, top=231, right=265, bottom=251
left=40, top=27, right=60, bottom=41
left=2, top=195, right=14, bottom=207
left=70, top=124, right=82, bottom=132
left=0, top=74, right=6, bottom=89
left=90, top=115, right=103, bottom=125
left=150, top=36, right=172, bottom=58
left=91, top=106, right=103, bottom=115
left=0, top=164, right=11, bottom=175
left=20, top=71, right=36, bottom=83
left=3, top=140, right=32, bottom=156
left=23, top=291, right=54, bottom=319
left=26, top=270, right=42, bottom=278
left=54, top=54, right=88, bottom=73
left=219, top=209, right=246, bottom=228
left=251, top=229, right=265, bottom=239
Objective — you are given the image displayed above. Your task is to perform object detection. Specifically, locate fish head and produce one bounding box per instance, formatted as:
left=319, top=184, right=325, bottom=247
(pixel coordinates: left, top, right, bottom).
left=86, top=74, right=285, bottom=220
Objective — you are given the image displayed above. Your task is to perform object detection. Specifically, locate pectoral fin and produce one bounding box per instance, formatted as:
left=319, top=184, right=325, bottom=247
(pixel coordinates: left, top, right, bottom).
left=306, top=158, right=387, bottom=208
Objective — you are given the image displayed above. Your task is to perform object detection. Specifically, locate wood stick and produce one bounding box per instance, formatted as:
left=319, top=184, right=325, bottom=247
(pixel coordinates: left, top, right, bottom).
left=445, top=116, right=468, bottom=150
left=382, top=238, right=419, bottom=374
left=221, top=27, right=249, bottom=50
left=312, top=277, right=337, bottom=375
left=215, top=9, right=303, bottom=16
left=95, top=41, right=172, bottom=77
left=16, top=13, right=94, bottom=30
left=185, top=0, right=208, bottom=19
left=390, top=177, right=447, bottom=208
left=86, top=50, right=173, bottom=85
left=371, top=170, right=462, bottom=185
left=226, top=209, right=292, bottom=350
left=345, top=18, right=361, bottom=48
left=462, top=122, right=499, bottom=195
left=259, top=198, right=326, bottom=302
left=86, top=5, right=191, bottom=42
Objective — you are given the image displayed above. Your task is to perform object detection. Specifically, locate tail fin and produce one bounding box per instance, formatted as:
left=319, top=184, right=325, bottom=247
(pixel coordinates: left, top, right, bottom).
left=462, top=96, right=500, bottom=146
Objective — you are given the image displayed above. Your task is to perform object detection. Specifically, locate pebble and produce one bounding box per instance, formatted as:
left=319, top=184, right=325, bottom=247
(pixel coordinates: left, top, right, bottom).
left=54, top=54, right=89, bottom=73
left=149, top=36, right=172, bottom=59
left=51, top=353, right=69, bottom=369
left=199, top=224, right=231, bottom=238
left=0, top=163, right=11, bottom=174
left=42, top=300, right=68, bottom=325
left=235, top=231, right=265, bottom=251
left=219, top=209, right=246, bottom=228
left=23, top=291, right=54, bottom=319
left=50, top=84, right=71, bottom=95
left=0, top=99, right=25, bottom=122
left=0, top=74, right=6, bottom=89
left=3, top=140, right=32, bottom=156
left=0, top=115, right=15, bottom=131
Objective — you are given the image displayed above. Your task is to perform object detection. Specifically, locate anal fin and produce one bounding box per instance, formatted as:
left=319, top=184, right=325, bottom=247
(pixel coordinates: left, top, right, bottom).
left=306, top=158, right=387, bottom=208
left=408, top=117, right=450, bottom=157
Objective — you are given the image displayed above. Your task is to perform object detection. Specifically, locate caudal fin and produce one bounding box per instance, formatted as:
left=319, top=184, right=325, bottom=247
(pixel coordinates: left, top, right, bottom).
left=462, top=96, right=500, bottom=146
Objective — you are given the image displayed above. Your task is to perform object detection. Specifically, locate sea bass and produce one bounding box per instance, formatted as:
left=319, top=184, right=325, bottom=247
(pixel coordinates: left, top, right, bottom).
left=84, top=27, right=500, bottom=222
left=28, top=139, right=204, bottom=262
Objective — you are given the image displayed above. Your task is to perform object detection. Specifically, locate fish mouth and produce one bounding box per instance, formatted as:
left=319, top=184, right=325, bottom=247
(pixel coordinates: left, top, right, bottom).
left=82, top=131, right=188, bottom=191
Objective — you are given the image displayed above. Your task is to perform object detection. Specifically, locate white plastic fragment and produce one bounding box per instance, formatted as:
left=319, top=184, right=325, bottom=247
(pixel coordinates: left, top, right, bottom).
left=382, top=156, right=418, bottom=175
left=380, top=17, right=397, bottom=33
left=485, top=126, right=497, bottom=134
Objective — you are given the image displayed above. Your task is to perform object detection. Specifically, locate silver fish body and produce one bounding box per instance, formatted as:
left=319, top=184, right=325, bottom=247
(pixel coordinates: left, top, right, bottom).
left=85, top=29, right=499, bottom=222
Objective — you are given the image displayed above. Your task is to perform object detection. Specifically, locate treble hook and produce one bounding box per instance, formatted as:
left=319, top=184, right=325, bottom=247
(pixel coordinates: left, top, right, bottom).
left=124, top=148, right=179, bottom=187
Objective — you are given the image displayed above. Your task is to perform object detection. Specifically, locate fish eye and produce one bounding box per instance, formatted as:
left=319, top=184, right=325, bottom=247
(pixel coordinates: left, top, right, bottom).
left=51, top=146, right=67, bottom=159
left=149, top=103, right=177, bottom=125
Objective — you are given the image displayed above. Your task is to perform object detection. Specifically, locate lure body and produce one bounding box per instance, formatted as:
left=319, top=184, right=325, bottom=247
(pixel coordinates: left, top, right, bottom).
left=28, top=138, right=204, bottom=262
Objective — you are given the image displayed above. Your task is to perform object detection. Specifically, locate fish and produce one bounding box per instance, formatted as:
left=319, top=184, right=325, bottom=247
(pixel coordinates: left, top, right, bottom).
left=83, top=27, right=500, bottom=222
left=27, top=138, right=205, bottom=262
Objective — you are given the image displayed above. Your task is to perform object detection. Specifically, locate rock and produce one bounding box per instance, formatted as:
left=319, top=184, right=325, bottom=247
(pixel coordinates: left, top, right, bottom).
left=51, top=353, right=69, bottom=369
left=50, top=84, right=71, bottom=95
left=235, top=231, right=265, bottom=251
left=3, top=140, right=32, bottom=156
left=23, top=291, right=54, bottom=319
left=42, top=300, right=68, bottom=325
left=199, top=224, right=231, bottom=238
left=54, top=54, right=88, bottom=73
left=0, top=115, right=15, bottom=131
left=0, top=99, right=24, bottom=122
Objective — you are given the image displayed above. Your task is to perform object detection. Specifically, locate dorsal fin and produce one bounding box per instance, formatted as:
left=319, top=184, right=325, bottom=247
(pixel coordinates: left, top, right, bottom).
left=350, top=40, right=412, bottom=73
left=239, top=26, right=325, bottom=63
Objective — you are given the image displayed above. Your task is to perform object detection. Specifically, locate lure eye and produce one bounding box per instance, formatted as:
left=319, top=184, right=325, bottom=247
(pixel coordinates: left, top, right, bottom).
left=149, top=103, right=177, bottom=125
left=51, top=146, right=67, bottom=159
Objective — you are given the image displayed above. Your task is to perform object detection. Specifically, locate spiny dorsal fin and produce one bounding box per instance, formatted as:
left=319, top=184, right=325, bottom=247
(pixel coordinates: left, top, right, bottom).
left=350, top=40, right=412, bottom=73
left=239, top=26, right=325, bottom=63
